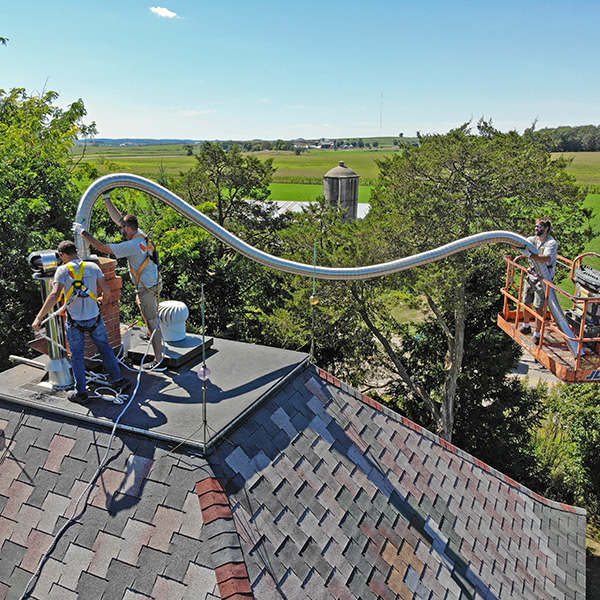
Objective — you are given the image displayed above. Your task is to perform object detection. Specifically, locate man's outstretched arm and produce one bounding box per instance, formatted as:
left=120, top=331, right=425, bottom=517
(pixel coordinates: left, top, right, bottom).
left=102, top=193, right=124, bottom=226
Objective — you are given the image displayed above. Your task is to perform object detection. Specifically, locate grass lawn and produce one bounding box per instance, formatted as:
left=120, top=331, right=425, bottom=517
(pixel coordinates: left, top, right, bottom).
left=269, top=182, right=373, bottom=203
left=558, top=152, right=600, bottom=187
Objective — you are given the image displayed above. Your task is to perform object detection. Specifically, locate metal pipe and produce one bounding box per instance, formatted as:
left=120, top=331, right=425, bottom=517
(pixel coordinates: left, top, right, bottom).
left=530, top=261, right=579, bottom=356
left=9, top=356, right=46, bottom=370
left=32, top=274, right=74, bottom=389
left=77, top=175, right=578, bottom=355
left=75, top=173, right=538, bottom=280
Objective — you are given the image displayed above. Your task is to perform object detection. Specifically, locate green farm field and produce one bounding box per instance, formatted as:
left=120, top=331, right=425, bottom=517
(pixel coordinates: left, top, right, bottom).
left=270, top=182, right=373, bottom=204
left=557, top=152, right=600, bottom=187
left=72, top=146, right=394, bottom=179
left=72, top=144, right=600, bottom=203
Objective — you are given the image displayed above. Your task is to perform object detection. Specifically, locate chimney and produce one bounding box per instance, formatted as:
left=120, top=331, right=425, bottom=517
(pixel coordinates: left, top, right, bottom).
left=84, top=257, right=123, bottom=358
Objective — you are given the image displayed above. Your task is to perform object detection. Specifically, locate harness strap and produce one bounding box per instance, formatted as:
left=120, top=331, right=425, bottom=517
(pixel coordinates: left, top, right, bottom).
left=67, top=313, right=102, bottom=333
left=61, top=261, right=98, bottom=305
left=130, top=233, right=160, bottom=296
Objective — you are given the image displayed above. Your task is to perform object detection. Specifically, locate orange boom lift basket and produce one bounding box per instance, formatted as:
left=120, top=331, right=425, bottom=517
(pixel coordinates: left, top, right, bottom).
left=498, top=252, right=600, bottom=382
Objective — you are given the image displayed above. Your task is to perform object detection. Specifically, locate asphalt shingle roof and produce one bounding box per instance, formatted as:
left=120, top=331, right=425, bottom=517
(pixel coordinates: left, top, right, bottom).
left=0, top=349, right=586, bottom=599
left=208, top=366, right=586, bottom=600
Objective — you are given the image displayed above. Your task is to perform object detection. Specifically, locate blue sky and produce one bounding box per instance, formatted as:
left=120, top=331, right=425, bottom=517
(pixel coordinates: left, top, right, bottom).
left=2, top=0, right=599, bottom=140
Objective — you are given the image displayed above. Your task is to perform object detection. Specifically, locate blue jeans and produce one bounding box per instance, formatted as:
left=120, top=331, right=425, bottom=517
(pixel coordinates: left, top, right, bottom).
left=66, top=315, right=123, bottom=394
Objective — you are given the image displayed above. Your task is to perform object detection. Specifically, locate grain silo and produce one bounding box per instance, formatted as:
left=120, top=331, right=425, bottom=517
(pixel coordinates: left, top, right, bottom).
left=323, top=161, right=359, bottom=222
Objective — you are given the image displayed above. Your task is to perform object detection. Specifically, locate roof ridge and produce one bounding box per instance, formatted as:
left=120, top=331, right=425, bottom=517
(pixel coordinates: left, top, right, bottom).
left=196, top=475, right=253, bottom=598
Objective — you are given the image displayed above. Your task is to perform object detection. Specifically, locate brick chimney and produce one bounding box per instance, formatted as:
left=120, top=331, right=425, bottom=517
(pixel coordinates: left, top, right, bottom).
left=84, top=257, right=122, bottom=358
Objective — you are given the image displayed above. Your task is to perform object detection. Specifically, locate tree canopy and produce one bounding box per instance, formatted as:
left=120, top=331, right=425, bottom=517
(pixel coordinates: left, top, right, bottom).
left=354, top=119, right=589, bottom=440
left=534, top=124, right=600, bottom=152
left=538, top=383, right=600, bottom=521
left=0, top=88, right=96, bottom=371
left=174, top=142, right=275, bottom=233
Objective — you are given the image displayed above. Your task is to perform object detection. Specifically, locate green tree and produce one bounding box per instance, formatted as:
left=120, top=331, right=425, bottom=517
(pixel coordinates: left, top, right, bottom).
left=273, top=139, right=291, bottom=151
left=150, top=207, right=291, bottom=339
left=0, top=88, right=96, bottom=370
left=263, top=198, right=377, bottom=385
left=358, top=119, right=588, bottom=441
left=174, top=142, right=275, bottom=233
left=539, top=384, right=600, bottom=520
left=149, top=143, right=292, bottom=338
left=81, top=142, right=286, bottom=339
left=388, top=256, right=546, bottom=486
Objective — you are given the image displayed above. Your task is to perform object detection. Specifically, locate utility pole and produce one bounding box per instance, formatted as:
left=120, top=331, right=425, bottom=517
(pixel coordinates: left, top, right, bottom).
left=379, top=91, right=383, bottom=137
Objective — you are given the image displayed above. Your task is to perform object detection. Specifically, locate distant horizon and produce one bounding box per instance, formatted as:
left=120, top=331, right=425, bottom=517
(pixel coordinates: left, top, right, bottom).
left=79, top=122, right=599, bottom=146
left=78, top=134, right=420, bottom=144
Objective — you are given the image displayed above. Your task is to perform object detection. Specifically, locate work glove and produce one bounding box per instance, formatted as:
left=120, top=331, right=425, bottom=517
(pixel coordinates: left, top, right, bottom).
left=72, top=222, right=85, bottom=235
left=520, top=247, right=531, bottom=258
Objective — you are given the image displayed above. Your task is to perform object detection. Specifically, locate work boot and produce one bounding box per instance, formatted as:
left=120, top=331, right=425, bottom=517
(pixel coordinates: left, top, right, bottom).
left=113, top=378, right=131, bottom=393
left=142, top=358, right=163, bottom=371
left=67, top=390, right=90, bottom=405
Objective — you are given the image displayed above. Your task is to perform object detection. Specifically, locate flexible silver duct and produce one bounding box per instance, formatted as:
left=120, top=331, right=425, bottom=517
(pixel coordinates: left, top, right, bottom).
left=75, top=174, right=540, bottom=278
left=529, top=261, right=579, bottom=356
left=74, top=173, right=578, bottom=355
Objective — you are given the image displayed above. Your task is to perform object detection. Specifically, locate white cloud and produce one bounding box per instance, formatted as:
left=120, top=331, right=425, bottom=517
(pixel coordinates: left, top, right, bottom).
left=150, top=6, right=178, bottom=18
left=177, top=110, right=213, bottom=118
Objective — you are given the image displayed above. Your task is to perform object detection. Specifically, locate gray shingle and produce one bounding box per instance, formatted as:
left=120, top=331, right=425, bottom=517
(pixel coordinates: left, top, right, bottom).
left=75, top=570, right=108, bottom=600
left=0, top=540, right=27, bottom=582
left=105, top=558, right=141, bottom=598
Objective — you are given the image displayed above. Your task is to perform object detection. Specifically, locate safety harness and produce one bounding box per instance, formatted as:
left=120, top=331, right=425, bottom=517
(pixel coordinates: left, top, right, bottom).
left=61, top=261, right=102, bottom=333
left=62, top=261, right=98, bottom=304
left=130, top=233, right=161, bottom=294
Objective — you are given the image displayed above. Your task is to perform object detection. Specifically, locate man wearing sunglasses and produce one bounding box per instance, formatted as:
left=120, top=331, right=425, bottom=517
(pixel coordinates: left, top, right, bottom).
left=520, top=217, right=558, bottom=341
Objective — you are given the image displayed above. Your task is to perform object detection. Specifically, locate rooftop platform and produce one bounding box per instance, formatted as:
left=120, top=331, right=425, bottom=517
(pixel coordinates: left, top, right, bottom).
left=1, top=333, right=309, bottom=453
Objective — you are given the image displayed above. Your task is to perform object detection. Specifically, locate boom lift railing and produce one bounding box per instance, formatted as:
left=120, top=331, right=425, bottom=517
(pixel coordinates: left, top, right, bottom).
left=501, top=254, right=600, bottom=370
